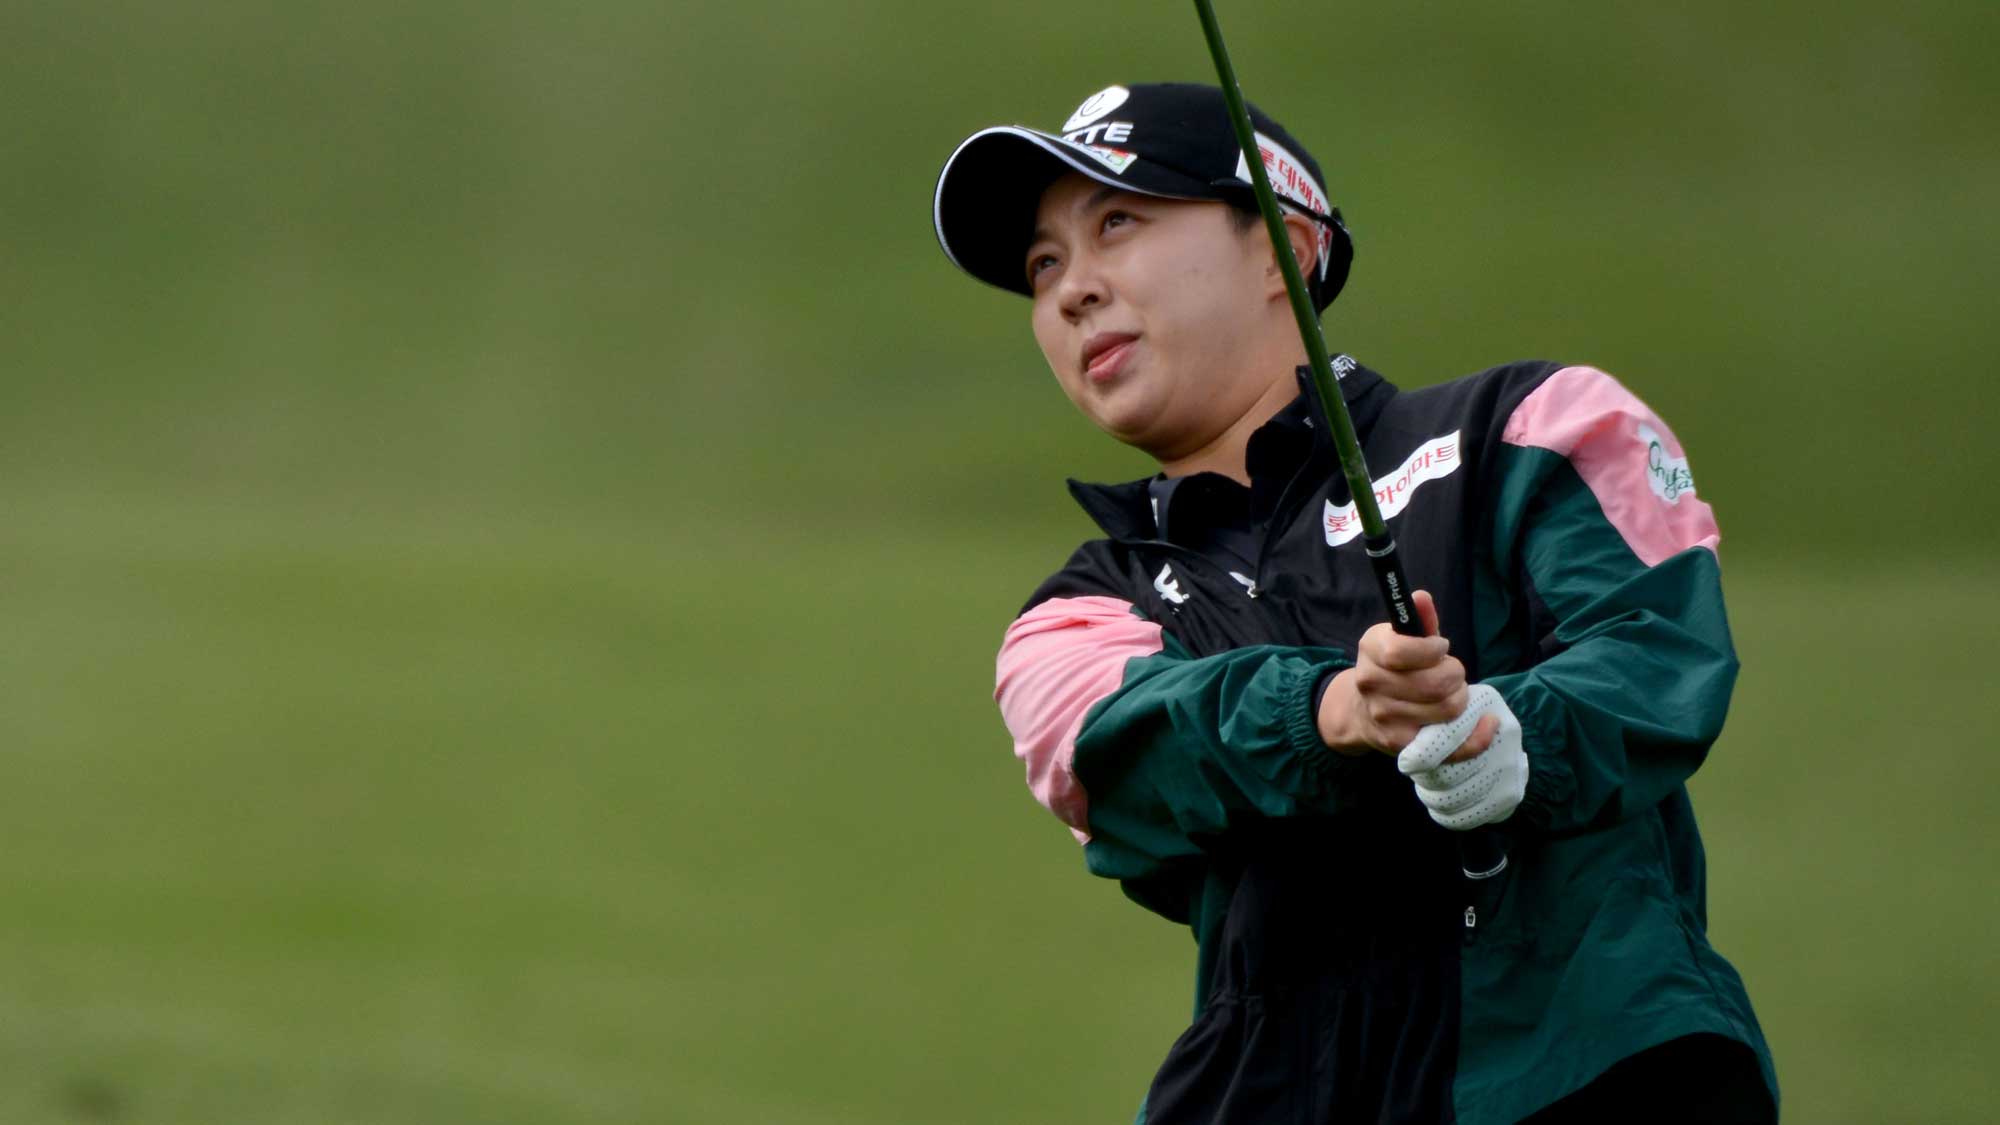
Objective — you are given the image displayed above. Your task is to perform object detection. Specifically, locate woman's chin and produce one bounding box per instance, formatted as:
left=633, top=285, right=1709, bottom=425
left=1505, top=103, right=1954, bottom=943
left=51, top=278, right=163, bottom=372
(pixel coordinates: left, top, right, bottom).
left=1089, top=406, right=1161, bottom=448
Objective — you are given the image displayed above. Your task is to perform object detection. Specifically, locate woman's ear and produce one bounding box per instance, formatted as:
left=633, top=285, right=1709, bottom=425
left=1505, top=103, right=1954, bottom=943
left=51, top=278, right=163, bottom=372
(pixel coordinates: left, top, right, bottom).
left=1264, top=210, right=1321, bottom=299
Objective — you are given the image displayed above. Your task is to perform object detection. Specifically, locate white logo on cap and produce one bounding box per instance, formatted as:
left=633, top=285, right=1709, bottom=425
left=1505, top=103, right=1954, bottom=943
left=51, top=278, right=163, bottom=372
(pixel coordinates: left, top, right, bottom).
left=1063, top=85, right=1131, bottom=132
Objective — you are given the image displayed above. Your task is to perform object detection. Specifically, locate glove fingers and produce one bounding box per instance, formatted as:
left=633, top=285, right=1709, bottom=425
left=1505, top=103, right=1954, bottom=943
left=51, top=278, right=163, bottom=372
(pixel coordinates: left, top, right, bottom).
left=1415, top=761, right=1500, bottom=816
left=1398, top=715, right=1469, bottom=774
left=1438, top=782, right=1519, bottom=830
left=1431, top=796, right=1495, bottom=831
left=1411, top=756, right=1482, bottom=790
left=1404, top=684, right=1528, bottom=832
left=1398, top=684, right=1501, bottom=775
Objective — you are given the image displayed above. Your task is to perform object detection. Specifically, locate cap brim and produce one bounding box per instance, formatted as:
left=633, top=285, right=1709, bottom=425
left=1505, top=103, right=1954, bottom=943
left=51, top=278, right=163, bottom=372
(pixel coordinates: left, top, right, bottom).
left=932, top=126, right=1213, bottom=299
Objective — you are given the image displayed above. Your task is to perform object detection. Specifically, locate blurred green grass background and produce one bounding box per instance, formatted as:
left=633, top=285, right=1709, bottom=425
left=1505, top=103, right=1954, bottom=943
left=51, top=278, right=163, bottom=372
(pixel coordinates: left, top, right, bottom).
left=2, top=1, right=1994, bottom=1121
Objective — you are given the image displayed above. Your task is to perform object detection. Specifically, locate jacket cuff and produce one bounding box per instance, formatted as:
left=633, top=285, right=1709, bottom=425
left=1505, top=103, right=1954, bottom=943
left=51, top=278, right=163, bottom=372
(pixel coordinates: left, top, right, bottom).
left=1510, top=698, right=1576, bottom=832
left=1283, top=657, right=1362, bottom=793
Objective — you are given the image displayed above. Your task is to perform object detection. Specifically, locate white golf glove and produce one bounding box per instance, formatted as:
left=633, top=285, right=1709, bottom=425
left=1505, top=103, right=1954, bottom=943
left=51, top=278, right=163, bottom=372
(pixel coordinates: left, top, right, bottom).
left=1396, top=683, right=1529, bottom=831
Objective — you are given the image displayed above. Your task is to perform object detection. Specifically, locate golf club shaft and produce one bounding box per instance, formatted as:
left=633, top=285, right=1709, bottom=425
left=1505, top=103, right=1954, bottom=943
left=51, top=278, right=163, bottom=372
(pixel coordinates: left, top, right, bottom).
left=1191, top=0, right=1506, bottom=882
left=1190, top=0, right=1414, bottom=634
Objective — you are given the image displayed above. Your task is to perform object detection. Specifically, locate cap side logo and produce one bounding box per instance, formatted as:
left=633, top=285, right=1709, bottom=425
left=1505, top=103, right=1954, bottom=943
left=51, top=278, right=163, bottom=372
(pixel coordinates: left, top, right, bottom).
left=1234, top=132, right=1336, bottom=282
left=1062, top=85, right=1130, bottom=133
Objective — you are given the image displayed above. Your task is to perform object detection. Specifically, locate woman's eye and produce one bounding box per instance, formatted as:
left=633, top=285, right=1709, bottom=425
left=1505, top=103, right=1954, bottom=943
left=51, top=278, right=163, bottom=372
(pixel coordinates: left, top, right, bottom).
left=1027, top=254, right=1058, bottom=284
left=1102, top=211, right=1132, bottom=232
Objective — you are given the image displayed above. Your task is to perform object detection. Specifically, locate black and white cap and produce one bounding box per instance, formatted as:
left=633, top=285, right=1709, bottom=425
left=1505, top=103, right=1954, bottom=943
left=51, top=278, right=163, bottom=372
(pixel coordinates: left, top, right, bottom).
left=932, top=82, right=1353, bottom=309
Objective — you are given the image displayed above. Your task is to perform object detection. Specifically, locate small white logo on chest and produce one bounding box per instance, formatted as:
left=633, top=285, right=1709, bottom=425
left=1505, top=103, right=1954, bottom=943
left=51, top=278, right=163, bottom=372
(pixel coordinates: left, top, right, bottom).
left=1153, top=563, right=1189, bottom=605
left=1324, top=431, right=1463, bottom=547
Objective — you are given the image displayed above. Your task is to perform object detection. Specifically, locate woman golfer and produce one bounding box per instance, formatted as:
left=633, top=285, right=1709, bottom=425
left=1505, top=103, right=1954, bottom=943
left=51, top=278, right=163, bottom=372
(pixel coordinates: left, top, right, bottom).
left=934, top=82, right=1777, bottom=1124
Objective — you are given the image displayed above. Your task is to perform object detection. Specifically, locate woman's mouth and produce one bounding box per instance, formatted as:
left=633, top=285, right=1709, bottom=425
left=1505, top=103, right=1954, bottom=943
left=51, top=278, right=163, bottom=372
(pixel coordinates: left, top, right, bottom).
left=1081, top=333, right=1140, bottom=383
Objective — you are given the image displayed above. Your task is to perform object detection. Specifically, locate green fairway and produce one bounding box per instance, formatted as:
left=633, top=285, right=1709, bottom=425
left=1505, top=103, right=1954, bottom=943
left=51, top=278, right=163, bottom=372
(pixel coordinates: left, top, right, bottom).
left=3, top=0, right=1995, bottom=1120
left=2, top=490, right=1994, bottom=1123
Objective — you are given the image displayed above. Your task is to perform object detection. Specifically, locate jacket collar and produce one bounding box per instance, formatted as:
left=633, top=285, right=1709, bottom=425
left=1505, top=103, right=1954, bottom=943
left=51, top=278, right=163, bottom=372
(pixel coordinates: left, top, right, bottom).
left=1067, top=357, right=1396, bottom=541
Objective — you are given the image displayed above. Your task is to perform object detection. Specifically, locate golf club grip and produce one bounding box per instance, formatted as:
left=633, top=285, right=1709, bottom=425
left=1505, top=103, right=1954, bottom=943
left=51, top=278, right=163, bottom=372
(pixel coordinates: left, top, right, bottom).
left=1365, top=535, right=1510, bottom=882
left=1363, top=535, right=1421, bottom=638
left=1460, top=828, right=1509, bottom=881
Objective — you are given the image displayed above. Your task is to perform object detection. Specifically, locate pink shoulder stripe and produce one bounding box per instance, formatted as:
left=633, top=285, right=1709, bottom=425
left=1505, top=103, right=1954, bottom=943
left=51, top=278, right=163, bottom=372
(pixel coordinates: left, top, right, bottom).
left=994, top=596, right=1165, bottom=844
left=1502, top=365, right=1720, bottom=567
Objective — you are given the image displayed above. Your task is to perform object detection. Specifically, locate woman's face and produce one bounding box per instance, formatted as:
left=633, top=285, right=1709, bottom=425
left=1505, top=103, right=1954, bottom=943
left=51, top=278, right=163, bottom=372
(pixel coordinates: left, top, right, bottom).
left=1025, top=174, right=1276, bottom=462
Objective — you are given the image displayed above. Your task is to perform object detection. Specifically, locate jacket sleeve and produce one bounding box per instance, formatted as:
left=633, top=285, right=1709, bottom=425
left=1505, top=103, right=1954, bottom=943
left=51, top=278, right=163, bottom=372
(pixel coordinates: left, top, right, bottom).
left=1481, top=365, right=1739, bottom=837
left=994, top=594, right=1357, bottom=905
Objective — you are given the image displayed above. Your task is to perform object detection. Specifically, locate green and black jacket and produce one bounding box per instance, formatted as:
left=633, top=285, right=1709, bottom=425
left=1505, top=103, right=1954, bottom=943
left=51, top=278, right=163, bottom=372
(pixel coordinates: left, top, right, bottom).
left=993, top=359, right=1775, bottom=1124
